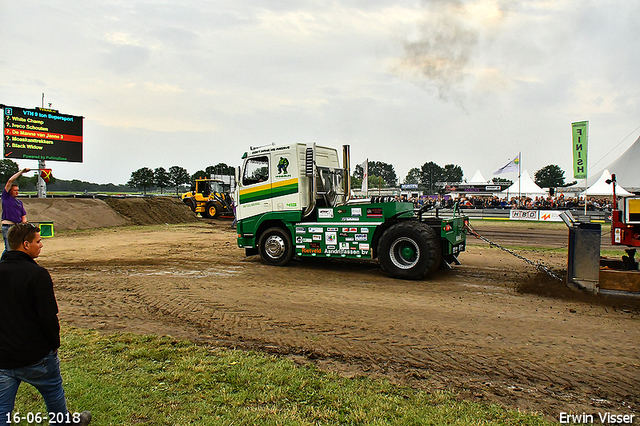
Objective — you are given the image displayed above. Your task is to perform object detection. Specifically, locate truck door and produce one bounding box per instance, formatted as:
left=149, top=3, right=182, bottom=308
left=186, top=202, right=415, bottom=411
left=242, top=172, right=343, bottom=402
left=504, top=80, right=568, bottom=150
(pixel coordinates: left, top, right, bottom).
left=271, top=151, right=299, bottom=211
left=238, top=155, right=272, bottom=219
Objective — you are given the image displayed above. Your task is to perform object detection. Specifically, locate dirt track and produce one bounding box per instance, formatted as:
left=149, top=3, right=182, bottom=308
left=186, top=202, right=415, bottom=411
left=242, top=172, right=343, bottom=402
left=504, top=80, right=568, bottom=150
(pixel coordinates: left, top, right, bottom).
left=36, top=218, right=639, bottom=422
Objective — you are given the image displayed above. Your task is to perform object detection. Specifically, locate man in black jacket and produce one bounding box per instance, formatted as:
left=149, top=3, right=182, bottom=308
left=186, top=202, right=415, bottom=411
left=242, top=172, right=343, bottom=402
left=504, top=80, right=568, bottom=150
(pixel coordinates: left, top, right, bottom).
left=0, top=223, right=91, bottom=426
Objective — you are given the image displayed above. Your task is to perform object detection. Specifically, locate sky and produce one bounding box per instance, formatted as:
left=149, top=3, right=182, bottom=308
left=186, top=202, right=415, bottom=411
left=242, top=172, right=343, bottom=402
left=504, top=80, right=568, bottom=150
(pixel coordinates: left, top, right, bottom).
left=1, top=0, right=639, bottom=186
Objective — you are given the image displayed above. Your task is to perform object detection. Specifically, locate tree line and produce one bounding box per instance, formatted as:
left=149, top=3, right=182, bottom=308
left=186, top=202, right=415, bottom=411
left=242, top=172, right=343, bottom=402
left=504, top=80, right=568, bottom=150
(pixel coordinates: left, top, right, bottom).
left=0, top=159, right=134, bottom=193
left=127, top=163, right=235, bottom=194
left=0, top=157, right=575, bottom=196
left=352, top=161, right=575, bottom=194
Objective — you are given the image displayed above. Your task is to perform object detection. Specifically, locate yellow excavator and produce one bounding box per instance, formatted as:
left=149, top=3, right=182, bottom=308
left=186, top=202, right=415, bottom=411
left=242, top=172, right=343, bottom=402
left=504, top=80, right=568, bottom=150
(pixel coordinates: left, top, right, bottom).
left=181, top=178, right=234, bottom=219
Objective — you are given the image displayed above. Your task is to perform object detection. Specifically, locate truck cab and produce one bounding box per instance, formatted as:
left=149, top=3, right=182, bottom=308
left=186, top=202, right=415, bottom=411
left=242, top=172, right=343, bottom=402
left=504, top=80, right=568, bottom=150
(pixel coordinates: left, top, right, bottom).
left=236, top=143, right=345, bottom=222
left=235, top=142, right=467, bottom=280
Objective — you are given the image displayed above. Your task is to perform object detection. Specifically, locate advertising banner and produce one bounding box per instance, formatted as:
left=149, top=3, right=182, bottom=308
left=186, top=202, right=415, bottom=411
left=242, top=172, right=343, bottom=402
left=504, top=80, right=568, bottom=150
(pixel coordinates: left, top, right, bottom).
left=571, top=121, right=588, bottom=179
left=510, top=210, right=539, bottom=221
left=510, top=210, right=571, bottom=222
left=538, top=210, right=570, bottom=222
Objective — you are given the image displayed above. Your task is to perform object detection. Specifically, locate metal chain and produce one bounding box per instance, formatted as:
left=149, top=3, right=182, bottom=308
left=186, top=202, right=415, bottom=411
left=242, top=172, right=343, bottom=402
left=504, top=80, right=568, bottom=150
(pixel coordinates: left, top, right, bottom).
left=464, top=222, right=564, bottom=282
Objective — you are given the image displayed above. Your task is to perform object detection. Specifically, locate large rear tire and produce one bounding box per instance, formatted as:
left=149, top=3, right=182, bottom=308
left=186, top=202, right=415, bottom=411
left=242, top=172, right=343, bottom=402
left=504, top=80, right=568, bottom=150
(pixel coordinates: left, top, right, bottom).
left=258, top=227, right=293, bottom=266
left=378, top=221, right=441, bottom=280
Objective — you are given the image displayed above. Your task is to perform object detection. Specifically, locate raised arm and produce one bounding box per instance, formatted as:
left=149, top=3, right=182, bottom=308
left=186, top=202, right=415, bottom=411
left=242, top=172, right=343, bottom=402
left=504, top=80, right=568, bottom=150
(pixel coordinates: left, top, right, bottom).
left=4, top=168, right=30, bottom=192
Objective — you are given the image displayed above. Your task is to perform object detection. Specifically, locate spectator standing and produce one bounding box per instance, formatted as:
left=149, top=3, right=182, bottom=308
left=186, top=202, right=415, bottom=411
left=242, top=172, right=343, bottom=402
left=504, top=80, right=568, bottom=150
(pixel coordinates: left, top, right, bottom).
left=230, top=196, right=237, bottom=229
left=0, top=223, right=91, bottom=425
left=1, top=168, right=30, bottom=256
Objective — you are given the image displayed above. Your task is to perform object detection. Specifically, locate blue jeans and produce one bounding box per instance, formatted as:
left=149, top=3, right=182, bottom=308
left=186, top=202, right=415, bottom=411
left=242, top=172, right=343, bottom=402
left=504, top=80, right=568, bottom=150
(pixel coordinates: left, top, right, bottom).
left=0, top=351, right=69, bottom=422
left=1, top=225, right=10, bottom=257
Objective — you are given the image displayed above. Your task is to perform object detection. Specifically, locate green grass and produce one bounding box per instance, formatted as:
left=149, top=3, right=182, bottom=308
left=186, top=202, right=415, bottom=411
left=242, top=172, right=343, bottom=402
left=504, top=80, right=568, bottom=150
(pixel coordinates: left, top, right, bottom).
left=11, top=327, right=554, bottom=426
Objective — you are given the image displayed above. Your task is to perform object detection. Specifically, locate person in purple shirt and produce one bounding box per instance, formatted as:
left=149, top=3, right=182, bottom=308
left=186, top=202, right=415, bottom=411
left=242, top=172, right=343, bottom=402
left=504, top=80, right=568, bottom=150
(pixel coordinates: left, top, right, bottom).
left=2, top=168, right=30, bottom=256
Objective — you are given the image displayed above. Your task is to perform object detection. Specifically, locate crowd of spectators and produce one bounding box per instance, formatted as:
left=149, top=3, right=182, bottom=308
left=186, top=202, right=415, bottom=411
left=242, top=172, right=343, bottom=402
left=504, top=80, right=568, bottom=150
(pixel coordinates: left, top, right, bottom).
left=395, top=194, right=619, bottom=212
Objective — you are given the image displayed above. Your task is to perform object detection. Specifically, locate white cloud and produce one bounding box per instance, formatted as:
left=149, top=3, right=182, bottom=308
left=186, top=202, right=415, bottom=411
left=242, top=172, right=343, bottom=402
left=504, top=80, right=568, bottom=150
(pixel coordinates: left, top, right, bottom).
left=0, top=0, right=638, bottom=184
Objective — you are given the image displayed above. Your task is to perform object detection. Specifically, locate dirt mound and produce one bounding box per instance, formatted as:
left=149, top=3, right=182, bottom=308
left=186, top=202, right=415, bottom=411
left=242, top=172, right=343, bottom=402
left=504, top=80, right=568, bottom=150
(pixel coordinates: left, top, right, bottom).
left=104, top=197, right=198, bottom=226
left=20, top=196, right=198, bottom=231
left=23, top=198, right=132, bottom=231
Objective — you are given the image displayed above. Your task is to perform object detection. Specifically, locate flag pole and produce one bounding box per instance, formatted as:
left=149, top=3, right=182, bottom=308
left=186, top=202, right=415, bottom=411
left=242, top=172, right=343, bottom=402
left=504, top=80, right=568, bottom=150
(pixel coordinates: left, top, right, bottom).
left=585, top=123, right=589, bottom=215
left=518, top=151, right=521, bottom=207
left=38, top=93, right=47, bottom=198
left=362, top=159, right=368, bottom=198
left=583, top=122, right=589, bottom=216
left=584, top=175, right=588, bottom=216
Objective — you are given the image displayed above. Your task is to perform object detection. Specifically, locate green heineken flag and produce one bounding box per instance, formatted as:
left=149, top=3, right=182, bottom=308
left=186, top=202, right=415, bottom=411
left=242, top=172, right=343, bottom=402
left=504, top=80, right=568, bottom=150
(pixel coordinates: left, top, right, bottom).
left=572, top=121, right=588, bottom=179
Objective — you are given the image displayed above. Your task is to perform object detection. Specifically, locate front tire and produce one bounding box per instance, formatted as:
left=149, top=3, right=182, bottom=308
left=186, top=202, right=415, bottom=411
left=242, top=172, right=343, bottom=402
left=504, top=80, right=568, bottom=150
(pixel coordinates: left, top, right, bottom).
left=258, top=227, right=293, bottom=266
left=378, top=221, right=441, bottom=280
left=205, top=201, right=222, bottom=219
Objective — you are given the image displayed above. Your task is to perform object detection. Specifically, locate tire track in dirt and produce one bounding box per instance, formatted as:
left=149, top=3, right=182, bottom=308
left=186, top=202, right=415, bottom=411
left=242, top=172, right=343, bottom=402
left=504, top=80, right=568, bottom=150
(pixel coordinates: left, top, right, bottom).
left=54, top=260, right=640, bottom=419
left=124, top=262, right=639, bottom=419
left=46, top=223, right=640, bottom=420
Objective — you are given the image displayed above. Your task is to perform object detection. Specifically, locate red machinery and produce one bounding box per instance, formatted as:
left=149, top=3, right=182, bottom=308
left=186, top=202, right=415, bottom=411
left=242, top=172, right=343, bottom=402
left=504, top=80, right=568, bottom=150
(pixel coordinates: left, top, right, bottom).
left=593, top=174, right=640, bottom=295
left=564, top=174, right=639, bottom=295
left=608, top=174, right=639, bottom=270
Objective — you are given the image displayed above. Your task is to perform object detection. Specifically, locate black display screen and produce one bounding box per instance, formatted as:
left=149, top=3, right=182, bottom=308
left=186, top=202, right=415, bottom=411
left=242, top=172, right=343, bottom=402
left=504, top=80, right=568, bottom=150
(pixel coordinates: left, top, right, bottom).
left=2, top=105, right=83, bottom=163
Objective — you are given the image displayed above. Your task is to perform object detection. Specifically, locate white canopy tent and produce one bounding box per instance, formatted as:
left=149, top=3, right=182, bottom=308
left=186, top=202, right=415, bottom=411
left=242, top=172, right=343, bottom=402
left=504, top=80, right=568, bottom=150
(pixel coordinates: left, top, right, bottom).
left=581, top=169, right=633, bottom=197
left=500, top=170, right=546, bottom=197
left=588, top=135, right=640, bottom=192
left=467, top=170, right=488, bottom=185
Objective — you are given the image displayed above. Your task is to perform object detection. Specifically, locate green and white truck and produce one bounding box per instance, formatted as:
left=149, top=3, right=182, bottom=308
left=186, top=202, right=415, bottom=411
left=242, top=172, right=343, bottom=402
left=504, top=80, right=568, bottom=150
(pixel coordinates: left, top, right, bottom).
left=235, top=143, right=468, bottom=280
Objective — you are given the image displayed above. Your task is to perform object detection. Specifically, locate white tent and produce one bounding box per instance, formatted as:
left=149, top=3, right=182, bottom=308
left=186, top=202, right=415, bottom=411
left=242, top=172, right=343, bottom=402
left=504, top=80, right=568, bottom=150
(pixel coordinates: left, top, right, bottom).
left=500, top=170, right=546, bottom=197
left=589, top=135, right=640, bottom=192
left=468, top=170, right=488, bottom=185
left=581, top=169, right=633, bottom=197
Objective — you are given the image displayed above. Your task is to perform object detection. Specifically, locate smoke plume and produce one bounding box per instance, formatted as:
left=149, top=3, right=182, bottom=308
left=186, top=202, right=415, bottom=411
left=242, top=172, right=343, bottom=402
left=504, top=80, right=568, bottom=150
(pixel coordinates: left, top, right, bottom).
left=393, top=0, right=481, bottom=106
